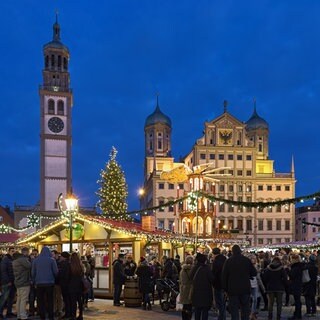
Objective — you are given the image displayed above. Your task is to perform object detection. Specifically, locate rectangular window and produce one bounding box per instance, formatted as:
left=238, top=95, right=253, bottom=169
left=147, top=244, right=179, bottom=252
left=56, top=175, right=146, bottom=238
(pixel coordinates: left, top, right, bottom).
left=237, top=170, right=243, bottom=176
left=168, top=183, right=174, bottom=190
left=229, top=170, right=234, bottom=175
left=258, top=238, right=263, bottom=245
left=178, top=183, right=184, bottom=189
left=247, top=219, right=252, bottom=231
left=238, top=196, right=243, bottom=212
left=200, top=153, right=206, bottom=160
left=228, top=197, right=234, bottom=212
left=246, top=185, right=252, bottom=192
left=267, top=206, right=272, bottom=213
left=246, top=155, right=252, bottom=161
left=178, top=202, right=183, bottom=210
left=267, top=220, right=272, bottom=231
left=237, top=155, right=243, bottom=160
left=276, top=185, right=281, bottom=191
left=246, top=197, right=252, bottom=212
left=246, top=170, right=252, bottom=176
left=285, top=238, right=290, bottom=243
left=158, top=220, right=164, bottom=229
left=258, top=219, right=263, bottom=231
left=219, top=202, right=225, bottom=212
left=238, top=185, right=243, bottom=192
left=219, top=154, right=224, bottom=160
left=267, top=185, right=272, bottom=191
left=276, top=238, right=282, bottom=244
left=168, top=220, right=174, bottom=231
left=267, top=238, right=273, bottom=244
left=276, top=220, right=281, bottom=231
left=258, top=206, right=264, bottom=213
left=285, top=205, right=290, bottom=212
left=229, top=185, right=234, bottom=192
left=237, top=219, right=243, bottom=230
left=159, top=200, right=165, bottom=212
left=158, top=183, right=164, bottom=189
left=276, top=204, right=281, bottom=212
left=258, top=185, right=263, bottom=191
left=312, top=227, right=316, bottom=232
left=219, top=185, right=225, bottom=192
left=313, top=217, right=316, bottom=222
left=228, top=154, right=234, bottom=160
left=285, top=185, right=290, bottom=191
left=210, top=154, right=215, bottom=160
left=285, top=220, right=290, bottom=231
left=169, top=205, right=174, bottom=212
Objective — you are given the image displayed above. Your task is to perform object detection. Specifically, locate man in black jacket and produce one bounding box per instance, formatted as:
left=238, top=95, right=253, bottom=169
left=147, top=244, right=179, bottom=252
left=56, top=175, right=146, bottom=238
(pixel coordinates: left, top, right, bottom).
left=222, top=245, right=257, bottom=320
left=58, top=252, right=71, bottom=319
left=112, top=254, right=127, bottom=306
left=212, top=248, right=227, bottom=320
left=0, top=247, right=16, bottom=319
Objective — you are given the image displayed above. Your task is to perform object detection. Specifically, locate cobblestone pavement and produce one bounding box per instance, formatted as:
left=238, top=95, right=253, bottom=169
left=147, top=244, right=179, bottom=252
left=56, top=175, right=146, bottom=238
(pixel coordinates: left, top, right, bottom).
left=83, top=299, right=320, bottom=320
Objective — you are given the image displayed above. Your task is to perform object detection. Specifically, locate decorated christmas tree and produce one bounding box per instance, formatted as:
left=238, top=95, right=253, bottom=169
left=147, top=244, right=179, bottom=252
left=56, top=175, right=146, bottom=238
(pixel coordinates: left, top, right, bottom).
left=97, top=147, right=130, bottom=221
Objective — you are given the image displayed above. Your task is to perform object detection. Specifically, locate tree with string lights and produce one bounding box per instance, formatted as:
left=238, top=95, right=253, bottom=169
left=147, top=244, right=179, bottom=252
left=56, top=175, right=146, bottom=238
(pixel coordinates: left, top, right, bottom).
left=97, top=146, right=131, bottom=221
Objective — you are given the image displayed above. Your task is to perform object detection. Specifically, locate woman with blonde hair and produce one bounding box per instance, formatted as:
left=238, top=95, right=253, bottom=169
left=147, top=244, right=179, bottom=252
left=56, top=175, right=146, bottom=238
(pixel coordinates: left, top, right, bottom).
left=179, top=255, right=194, bottom=320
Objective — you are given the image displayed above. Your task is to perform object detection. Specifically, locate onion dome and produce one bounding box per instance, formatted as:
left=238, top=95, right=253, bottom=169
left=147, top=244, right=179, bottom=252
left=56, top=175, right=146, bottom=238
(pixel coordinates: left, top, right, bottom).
left=145, top=96, right=172, bottom=127
left=44, top=13, right=69, bottom=52
left=246, top=100, right=268, bottom=130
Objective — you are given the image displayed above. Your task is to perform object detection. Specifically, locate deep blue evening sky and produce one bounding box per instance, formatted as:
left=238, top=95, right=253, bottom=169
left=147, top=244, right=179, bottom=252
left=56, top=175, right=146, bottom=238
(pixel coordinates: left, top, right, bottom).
left=1, top=1, right=320, bottom=211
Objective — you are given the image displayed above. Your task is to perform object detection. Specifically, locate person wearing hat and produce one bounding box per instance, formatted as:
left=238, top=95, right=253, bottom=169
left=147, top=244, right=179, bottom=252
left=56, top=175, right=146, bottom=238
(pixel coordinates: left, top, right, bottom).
left=124, top=255, right=137, bottom=277
left=112, top=253, right=127, bottom=306
left=136, top=257, right=153, bottom=310
left=212, top=247, right=227, bottom=320
left=221, top=244, right=257, bottom=320
left=303, top=255, right=318, bottom=316
left=190, top=253, right=214, bottom=320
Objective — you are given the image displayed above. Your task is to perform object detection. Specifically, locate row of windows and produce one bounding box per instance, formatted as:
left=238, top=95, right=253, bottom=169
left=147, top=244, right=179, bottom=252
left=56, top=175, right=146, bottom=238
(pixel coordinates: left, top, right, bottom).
left=257, top=219, right=291, bottom=231
left=200, top=153, right=252, bottom=161
left=158, top=182, right=291, bottom=193
left=258, top=185, right=291, bottom=191
left=48, top=99, right=64, bottom=115
left=257, top=238, right=291, bottom=245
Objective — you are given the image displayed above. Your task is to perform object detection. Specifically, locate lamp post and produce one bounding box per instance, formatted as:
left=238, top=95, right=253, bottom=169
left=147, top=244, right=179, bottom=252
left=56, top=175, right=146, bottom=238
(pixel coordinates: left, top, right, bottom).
left=58, top=193, right=78, bottom=253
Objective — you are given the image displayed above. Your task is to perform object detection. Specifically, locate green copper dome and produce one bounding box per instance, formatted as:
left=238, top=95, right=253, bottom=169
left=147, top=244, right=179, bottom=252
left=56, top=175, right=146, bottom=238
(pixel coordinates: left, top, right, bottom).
left=246, top=106, right=268, bottom=130
left=145, top=101, right=171, bottom=127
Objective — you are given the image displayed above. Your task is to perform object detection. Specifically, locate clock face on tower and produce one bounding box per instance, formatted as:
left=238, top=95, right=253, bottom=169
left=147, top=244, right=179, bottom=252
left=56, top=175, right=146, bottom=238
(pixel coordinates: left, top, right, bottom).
left=48, top=117, right=64, bottom=133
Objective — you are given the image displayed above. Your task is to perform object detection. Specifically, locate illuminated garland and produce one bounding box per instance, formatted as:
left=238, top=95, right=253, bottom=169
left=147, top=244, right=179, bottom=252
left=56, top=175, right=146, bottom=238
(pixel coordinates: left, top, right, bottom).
left=129, top=190, right=320, bottom=215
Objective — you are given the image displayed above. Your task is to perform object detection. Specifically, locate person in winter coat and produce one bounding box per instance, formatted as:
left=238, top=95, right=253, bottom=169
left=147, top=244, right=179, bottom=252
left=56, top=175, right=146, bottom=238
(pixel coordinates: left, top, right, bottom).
left=69, top=252, right=84, bottom=320
left=288, top=254, right=304, bottom=320
left=12, top=248, right=31, bottom=320
left=58, top=252, right=71, bottom=319
left=135, top=257, right=153, bottom=310
left=249, top=255, right=259, bottom=320
left=212, top=248, right=227, bottom=320
left=190, top=253, right=214, bottom=320
left=174, top=255, right=182, bottom=274
left=31, top=246, right=58, bottom=320
left=303, top=255, right=318, bottom=316
left=161, top=256, right=174, bottom=279
left=262, top=256, right=288, bottom=320
left=124, top=255, right=137, bottom=277
left=112, top=253, right=127, bottom=306
left=222, top=245, right=257, bottom=320
left=179, top=255, right=194, bottom=320
left=0, top=247, right=16, bottom=319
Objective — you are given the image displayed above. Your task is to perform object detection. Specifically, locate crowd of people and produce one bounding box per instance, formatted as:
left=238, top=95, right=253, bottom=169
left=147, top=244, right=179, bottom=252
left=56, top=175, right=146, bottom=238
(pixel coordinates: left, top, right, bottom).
left=0, top=246, right=95, bottom=320
left=111, top=246, right=320, bottom=320
left=1, top=245, right=320, bottom=320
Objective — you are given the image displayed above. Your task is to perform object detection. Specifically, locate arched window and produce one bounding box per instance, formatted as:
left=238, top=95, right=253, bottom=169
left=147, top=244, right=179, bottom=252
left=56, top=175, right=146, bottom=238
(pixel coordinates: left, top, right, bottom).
left=157, top=132, right=162, bottom=150
left=205, top=217, right=212, bottom=234
left=63, top=57, right=68, bottom=70
left=45, top=55, right=49, bottom=68
left=58, top=55, right=61, bottom=68
left=57, top=100, right=64, bottom=115
left=51, top=55, right=55, bottom=67
left=182, top=217, right=190, bottom=233
left=192, top=217, right=203, bottom=234
left=48, top=99, right=55, bottom=114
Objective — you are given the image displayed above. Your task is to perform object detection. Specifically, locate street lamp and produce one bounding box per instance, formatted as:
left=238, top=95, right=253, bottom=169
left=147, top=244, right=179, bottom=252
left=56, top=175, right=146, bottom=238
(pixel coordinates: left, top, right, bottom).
left=58, top=193, right=78, bottom=253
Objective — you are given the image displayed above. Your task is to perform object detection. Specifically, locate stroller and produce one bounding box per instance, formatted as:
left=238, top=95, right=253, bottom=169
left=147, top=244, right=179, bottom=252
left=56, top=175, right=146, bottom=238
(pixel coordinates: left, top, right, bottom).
left=156, top=278, right=179, bottom=311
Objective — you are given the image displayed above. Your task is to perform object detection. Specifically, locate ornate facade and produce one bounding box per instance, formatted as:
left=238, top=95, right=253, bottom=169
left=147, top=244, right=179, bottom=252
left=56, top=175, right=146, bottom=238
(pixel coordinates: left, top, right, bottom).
left=142, top=100, right=295, bottom=247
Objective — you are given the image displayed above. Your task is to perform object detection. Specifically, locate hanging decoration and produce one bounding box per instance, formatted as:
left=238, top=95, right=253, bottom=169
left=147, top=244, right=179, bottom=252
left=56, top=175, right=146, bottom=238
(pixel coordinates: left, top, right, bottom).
left=27, top=213, right=40, bottom=228
left=0, top=224, right=11, bottom=234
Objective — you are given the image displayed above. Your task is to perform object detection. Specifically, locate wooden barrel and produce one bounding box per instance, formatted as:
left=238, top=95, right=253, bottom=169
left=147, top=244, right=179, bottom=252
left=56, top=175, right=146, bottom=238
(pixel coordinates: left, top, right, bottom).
left=124, top=279, right=142, bottom=307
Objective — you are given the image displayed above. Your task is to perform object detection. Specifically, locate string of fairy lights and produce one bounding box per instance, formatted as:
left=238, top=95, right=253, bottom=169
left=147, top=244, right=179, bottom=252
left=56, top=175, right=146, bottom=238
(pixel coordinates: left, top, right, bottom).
left=1, top=189, right=319, bottom=235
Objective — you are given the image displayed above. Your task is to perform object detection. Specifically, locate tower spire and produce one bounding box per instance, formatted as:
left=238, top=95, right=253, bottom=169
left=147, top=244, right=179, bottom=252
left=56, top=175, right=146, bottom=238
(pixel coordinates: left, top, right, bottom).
left=253, top=97, right=257, bottom=114
left=223, top=100, right=228, bottom=113
left=53, top=11, right=61, bottom=41
left=291, top=155, right=295, bottom=175
left=156, top=92, right=160, bottom=110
